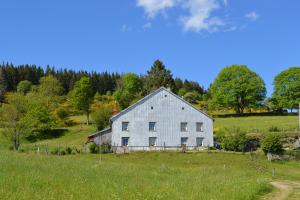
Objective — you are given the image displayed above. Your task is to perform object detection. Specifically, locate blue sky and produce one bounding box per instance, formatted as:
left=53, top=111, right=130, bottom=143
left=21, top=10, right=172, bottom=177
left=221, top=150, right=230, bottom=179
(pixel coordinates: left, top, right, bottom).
left=1, top=0, right=300, bottom=96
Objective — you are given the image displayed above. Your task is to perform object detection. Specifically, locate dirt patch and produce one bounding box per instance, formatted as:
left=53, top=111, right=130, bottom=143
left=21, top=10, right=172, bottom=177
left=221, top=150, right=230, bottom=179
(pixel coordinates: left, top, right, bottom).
left=263, top=181, right=300, bottom=200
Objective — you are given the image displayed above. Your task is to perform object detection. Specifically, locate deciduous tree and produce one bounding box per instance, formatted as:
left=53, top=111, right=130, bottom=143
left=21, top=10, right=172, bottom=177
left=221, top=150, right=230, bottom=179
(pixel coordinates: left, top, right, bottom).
left=210, top=65, right=266, bottom=113
left=17, top=80, right=32, bottom=95
left=68, top=77, right=94, bottom=124
left=272, top=67, right=300, bottom=111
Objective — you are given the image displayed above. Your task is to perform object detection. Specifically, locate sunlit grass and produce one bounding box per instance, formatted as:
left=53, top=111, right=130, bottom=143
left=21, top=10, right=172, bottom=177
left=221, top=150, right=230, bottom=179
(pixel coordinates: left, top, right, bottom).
left=214, top=116, right=298, bottom=133
left=0, top=151, right=282, bottom=200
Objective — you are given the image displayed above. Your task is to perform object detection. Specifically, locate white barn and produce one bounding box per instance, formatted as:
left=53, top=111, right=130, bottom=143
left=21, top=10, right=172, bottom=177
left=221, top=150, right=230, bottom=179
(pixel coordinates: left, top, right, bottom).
left=87, top=87, right=214, bottom=150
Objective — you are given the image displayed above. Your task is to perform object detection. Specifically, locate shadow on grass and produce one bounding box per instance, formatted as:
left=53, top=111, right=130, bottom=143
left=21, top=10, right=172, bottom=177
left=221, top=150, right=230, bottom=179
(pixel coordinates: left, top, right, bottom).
left=26, top=129, right=68, bottom=142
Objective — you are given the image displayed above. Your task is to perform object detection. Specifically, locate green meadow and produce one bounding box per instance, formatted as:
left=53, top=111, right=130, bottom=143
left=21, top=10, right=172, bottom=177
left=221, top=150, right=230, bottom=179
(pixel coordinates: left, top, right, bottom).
left=0, top=115, right=300, bottom=200
left=1, top=150, right=300, bottom=200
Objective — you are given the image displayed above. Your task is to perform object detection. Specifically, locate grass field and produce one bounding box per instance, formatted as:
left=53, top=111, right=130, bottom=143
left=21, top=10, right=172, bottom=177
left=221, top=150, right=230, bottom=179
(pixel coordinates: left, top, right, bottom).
left=1, top=150, right=300, bottom=200
left=1, top=115, right=300, bottom=199
left=214, top=115, right=298, bottom=133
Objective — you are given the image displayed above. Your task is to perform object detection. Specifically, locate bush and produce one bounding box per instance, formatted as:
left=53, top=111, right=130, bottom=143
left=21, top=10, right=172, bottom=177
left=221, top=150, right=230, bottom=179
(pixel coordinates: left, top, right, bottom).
left=261, top=133, right=283, bottom=155
left=65, top=147, right=72, bottom=155
left=18, top=148, right=26, bottom=153
left=89, top=143, right=99, bottom=154
left=268, top=126, right=281, bottom=132
left=50, top=147, right=59, bottom=155
left=221, top=128, right=247, bottom=152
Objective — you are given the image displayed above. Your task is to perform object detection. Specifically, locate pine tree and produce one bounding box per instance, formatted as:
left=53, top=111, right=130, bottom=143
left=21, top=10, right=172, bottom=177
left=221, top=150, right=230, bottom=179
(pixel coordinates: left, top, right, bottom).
left=144, top=60, right=175, bottom=93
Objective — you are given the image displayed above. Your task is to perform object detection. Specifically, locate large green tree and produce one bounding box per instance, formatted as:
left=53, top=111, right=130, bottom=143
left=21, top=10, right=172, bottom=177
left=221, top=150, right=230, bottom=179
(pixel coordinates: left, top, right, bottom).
left=114, top=73, right=143, bottom=109
left=144, top=60, right=175, bottom=93
left=210, top=65, right=266, bottom=113
left=272, top=67, right=300, bottom=111
left=68, top=77, right=94, bottom=124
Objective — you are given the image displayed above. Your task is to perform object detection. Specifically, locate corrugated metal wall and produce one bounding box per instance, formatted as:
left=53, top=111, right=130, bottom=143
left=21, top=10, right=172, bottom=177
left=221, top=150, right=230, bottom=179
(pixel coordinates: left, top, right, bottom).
left=111, top=88, right=214, bottom=148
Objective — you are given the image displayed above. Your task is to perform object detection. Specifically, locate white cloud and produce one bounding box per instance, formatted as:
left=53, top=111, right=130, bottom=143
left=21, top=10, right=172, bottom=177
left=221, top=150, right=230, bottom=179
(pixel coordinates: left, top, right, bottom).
left=143, top=22, right=153, bottom=30
left=121, top=24, right=132, bottom=32
left=245, top=11, right=259, bottom=21
left=136, top=0, right=178, bottom=18
left=181, top=0, right=224, bottom=32
left=136, top=0, right=234, bottom=33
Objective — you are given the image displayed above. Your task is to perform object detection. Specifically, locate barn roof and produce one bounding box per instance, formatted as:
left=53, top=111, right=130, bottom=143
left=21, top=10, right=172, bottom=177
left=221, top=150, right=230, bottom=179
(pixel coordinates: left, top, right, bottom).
left=110, top=87, right=213, bottom=121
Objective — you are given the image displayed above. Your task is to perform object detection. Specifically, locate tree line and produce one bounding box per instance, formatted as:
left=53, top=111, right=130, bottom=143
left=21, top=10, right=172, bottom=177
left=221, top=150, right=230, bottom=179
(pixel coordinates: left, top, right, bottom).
left=0, top=59, right=299, bottom=150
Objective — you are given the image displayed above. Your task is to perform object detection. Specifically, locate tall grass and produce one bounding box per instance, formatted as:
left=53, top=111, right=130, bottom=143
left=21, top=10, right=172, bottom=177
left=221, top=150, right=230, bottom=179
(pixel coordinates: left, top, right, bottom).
left=0, top=151, right=277, bottom=200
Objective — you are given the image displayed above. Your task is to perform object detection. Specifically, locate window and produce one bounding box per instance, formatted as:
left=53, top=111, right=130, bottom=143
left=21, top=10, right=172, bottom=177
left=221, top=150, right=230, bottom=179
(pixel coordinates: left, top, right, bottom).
left=196, top=122, right=204, bottom=132
left=181, top=122, right=188, bottom=132
left=122, top=137, right=129, bottom=146
left=181, top=137, right=188, bottom=146
left=149, top=137, right=157, bottom=147
left=122, top=122, right=129, bottom=131
left=149, top=122, right=156, bottom=132
left=196, top=137, right=204, bottom=147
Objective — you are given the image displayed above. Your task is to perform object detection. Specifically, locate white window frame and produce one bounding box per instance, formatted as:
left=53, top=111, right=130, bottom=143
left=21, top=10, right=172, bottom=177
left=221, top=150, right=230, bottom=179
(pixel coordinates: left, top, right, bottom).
left=196, top=137, right=204, bottom=147
left=181, top=122, right=188, bottom=132
left=121, top=137, right=129, bottom=146
left=149, top=122, right=156, bottom=132
left=122, top=122, right=129, bottom=131
left=196, top=122, right=204, bottom=132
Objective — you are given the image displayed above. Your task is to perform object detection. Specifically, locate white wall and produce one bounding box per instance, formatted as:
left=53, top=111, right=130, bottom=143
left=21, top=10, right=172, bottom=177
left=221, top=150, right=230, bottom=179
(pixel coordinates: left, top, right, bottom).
left=111, top=88, right=214, bottom=147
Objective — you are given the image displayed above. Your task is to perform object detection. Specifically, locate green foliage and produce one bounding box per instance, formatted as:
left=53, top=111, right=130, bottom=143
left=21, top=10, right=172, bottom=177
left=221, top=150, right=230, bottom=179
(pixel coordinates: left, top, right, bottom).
left=261, top=133, right=283, bottom=155
left=68, top=77, right=94, bottom=124
left=144, top=60, right=175, bottom=93
left=221, top=128, right=247, bottom=152
left=38, top=75, right=63, bottom=96
left=114, top=73, right=143, bottom=109
left=0, top=93, right=29, bottom=150
left=183, top=91, right=202, bottom=104
left=91, top=108, right=112, bottom=131
left=210, top=65, right=266, bottom=113
left=89, top=143, right=99, bottom=154
left=17, top=80, right=32, bottom=95
left=272, top=67, right=300, bottom=110
left=22, top=102, right=56, bottom=134
left=0, top=68, right=7, bottom=102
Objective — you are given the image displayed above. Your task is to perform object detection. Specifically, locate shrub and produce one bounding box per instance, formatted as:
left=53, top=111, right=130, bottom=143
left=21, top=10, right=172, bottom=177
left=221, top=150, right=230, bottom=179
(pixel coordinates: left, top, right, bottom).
left=261, top=133, right=283, bottom=155
left=65, top=147, right=72, bottom=155
left=18, top=148, right=26, bottom=153
left=60, top=149, right=66, bottom=155
left=99, top=143, right=112, bottom=153
left=89, top=143, right=99, bottom=154
left=50, top=147, right=59, bottom=155
left=268, top=126, right=280, bottom=132
left=221, top=128, right=247, bottom=152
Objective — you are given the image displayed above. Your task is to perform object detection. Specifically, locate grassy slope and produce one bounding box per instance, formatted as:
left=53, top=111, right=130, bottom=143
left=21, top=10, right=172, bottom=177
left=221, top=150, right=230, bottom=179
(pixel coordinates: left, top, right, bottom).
left=214, top=116, right=298, bottom=132
left=0, top=151, right=282, bottom=200
left=0, top=151, right=299, bottom=200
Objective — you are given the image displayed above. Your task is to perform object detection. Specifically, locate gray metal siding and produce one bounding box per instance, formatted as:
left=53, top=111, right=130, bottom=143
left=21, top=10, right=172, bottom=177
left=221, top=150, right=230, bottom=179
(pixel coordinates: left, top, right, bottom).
left=111, top=88, right=214, bottom=148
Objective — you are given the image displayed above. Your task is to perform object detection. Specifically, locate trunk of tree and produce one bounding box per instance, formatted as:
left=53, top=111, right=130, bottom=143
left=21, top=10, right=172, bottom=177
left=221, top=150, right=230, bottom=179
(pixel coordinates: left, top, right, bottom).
left=86, top=110, right=90, bottom=125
